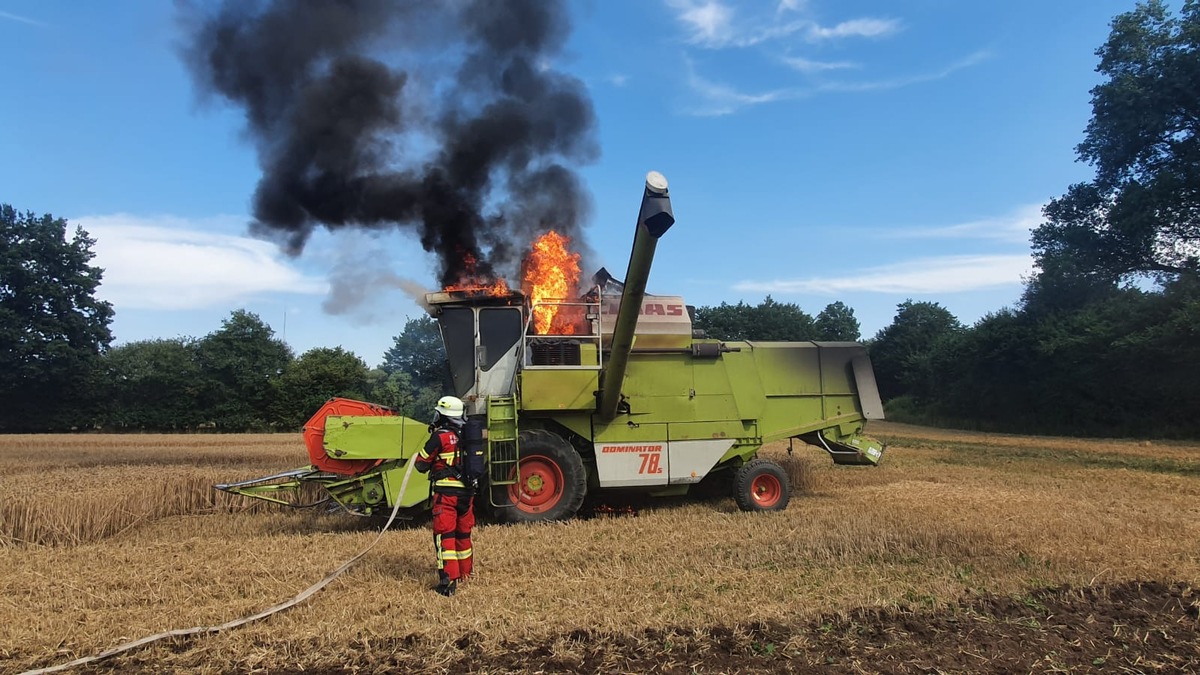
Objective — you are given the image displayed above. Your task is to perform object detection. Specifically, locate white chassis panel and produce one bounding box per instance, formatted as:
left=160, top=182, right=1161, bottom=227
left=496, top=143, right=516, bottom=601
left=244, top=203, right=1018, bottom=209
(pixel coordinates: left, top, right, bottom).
left=595, top=438, right=735, bottom=488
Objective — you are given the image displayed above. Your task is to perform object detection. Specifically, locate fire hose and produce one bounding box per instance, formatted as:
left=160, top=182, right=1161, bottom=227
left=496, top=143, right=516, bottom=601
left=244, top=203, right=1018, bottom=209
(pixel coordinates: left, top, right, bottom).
left=19, top=458, right=419, bottom=675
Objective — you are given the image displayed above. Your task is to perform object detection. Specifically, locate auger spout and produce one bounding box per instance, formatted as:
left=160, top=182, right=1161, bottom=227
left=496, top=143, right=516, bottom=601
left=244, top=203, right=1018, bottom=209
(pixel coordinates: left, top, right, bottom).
left=598, top=171, right=675, bottom=421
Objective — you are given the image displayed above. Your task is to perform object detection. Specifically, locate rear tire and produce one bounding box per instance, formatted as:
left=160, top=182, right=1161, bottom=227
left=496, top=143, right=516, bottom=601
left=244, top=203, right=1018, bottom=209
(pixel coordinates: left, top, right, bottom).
left=494, top=429, right=587, bottom=523
left=733, top=458, right=791, bottom=512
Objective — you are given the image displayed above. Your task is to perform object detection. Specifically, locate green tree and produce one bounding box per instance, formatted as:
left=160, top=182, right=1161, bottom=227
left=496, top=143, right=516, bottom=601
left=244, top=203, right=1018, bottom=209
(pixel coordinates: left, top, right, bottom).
left=0, top=206, right=114, bottom=431
left=692, top=301, right=753, bottom=340
left=1031, top=0, right=1200, bottom=305
left=1030, top=281, right=1200, bottom=435
left=750, top=296, right=816, bottom=341
left=693, top=297, right=816, bottom=341
left=1024, top=187, right=1124, bottom=314
left=195, top=310, right=293, bottom=431
left=868, top=300, right=962, bottom=402
left=367, top=368, right=414, bottom=412
left=271, top=347, right=371, bottom=429
left=102, top=338, right=206, bottom=430
left=814, top=301, right=861, bottom=341
left=367, top=368, right=442, bottom=420
left=381, top=316, right=449, bottom=390
left=922, top=309, right=1044, bottom=430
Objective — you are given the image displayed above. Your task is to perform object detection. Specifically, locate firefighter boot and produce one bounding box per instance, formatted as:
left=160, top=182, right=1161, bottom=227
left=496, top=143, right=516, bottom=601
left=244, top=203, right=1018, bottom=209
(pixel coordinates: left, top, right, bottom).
left=434, top=579, right=457, bottom=597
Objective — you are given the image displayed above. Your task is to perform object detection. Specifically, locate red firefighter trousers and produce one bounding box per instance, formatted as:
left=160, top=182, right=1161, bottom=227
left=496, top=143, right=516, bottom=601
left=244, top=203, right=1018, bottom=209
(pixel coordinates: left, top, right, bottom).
left=432, top=492, right=474, bottom=582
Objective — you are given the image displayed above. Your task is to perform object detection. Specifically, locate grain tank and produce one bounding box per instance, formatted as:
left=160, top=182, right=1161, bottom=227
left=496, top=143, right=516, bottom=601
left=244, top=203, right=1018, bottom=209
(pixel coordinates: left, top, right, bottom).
left=218, top=171, right=884, bottom=521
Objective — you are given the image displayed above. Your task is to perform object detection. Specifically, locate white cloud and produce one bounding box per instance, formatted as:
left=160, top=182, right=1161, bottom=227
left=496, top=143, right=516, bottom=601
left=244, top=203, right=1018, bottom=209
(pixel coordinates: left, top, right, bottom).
left=683, top=59, right=797, bottom=115
left=781, top=55, right=857, bottom=74
left=683, top=49, right=990, bottom=116
left=816, top=50, right=992, bottom=93
left=776, top=0, right=806, bottom=14
left=667, top=2, right=983, bottom=115
left=0, top=10, right=45, bottom=26
left=79, top=214, right=327, bottom=310
left=606, top=73, right=630, bottom=87
left=735, top=254, right=1033, bottom=295
left=806, top=18, right=900, bottom=41
left=666, top=0, right=737, bottom=47
left=885, top=204, right=1044, bottom=244
left=663, top=0, right=804, bottom=48
left=665, top=1, right=897, bottom=49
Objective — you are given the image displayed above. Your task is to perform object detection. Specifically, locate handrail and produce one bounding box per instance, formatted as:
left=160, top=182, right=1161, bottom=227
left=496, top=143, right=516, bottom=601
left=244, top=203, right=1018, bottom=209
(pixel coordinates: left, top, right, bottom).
left=521, top=290, right=603, bottom=371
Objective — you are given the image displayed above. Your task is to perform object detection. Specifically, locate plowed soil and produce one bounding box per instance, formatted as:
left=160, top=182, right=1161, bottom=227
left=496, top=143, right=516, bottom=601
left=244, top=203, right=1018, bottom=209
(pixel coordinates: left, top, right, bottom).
left=69, top=581, right=1200, bottom=674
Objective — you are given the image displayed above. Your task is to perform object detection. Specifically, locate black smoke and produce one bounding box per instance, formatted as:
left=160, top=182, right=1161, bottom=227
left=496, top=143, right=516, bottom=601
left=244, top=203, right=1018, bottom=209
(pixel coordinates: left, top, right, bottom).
left=179, top=0, right=597, bottom=286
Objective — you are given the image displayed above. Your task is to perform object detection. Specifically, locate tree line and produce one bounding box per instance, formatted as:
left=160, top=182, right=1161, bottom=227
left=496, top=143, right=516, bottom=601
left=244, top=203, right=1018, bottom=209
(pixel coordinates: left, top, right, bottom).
left=3, top=1, right=1196, bottom=437
left=0, top=204, right=450, bottom=432
left=863, top=1, right=1200, bottom=437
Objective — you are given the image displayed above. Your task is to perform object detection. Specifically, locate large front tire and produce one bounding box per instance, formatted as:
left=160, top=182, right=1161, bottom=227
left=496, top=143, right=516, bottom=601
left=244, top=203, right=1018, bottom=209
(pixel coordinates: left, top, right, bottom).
left=733, top=458, right=791, bottom=512
left=494, top=429, right=587, bottom=523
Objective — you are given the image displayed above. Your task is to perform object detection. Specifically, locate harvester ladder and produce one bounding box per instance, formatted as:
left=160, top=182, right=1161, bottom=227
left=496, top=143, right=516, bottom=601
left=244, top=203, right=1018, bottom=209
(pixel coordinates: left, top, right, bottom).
left=485, top=395, right=520, bottom=509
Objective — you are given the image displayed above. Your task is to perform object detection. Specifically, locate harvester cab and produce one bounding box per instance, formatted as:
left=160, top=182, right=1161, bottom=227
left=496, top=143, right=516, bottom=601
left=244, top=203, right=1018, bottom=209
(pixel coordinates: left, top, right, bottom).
left=217, top=171, right=885, bottom=522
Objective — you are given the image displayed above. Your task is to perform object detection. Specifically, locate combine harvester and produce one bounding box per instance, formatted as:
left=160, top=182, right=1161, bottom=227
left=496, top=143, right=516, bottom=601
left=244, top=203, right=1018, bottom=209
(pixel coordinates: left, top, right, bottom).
left=219, top=171, right=885, bottom=522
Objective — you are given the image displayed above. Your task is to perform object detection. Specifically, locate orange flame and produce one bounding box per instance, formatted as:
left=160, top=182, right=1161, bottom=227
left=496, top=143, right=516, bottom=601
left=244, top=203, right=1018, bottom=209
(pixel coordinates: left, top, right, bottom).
left=444, top=251, right=511, bottom=296
left=522, top=230, right=581, bottom=334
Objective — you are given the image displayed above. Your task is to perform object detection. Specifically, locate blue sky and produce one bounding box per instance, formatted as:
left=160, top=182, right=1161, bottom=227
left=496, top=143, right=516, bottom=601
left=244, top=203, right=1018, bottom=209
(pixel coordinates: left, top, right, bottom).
left=1, top=1, right=1139, bottom=367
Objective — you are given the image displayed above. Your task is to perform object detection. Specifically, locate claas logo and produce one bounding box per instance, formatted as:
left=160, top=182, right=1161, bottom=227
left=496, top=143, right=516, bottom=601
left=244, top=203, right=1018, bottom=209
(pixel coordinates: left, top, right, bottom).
left=601, top=300, right=685, bottom=316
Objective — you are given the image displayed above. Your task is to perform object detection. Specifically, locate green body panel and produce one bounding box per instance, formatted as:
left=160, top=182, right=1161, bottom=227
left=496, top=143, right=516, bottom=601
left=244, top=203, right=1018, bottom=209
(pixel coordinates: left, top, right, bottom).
left=579, top=343, right=598, bottom=366
left=586, top=340, right=880, bottom=469
left=691, top=356, right=748, bottom=421
left=620, top=353, right=694, bottom=420
left=380, top=458, right=437, bottom=508
left=592, top=421, right=669, bottom=443
left=322, top=415, right=429, bottom=460
left=720, top=349, right=767, bottom=420
left=321, top=415, right=435, bottom=510
left=522, top=340, right=880, bottom=471
left=533, top=411, right=592, bottom=441
left=588, top=343, right=873, bottom=436
left=666, top=420, right=756, bottom=441
left=752, top=343, right=827, bottom=395
left=520, top=369, right=598, bottom=410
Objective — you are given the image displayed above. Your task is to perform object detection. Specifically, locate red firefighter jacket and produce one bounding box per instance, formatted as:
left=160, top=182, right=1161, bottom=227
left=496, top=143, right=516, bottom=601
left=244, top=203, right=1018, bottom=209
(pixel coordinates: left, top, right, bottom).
left=415, top=426, right=468, bottom=493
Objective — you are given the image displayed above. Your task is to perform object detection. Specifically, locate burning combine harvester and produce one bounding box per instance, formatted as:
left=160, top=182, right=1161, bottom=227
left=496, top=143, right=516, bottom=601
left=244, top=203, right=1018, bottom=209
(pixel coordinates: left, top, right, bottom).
left=219, top=172, right=885, bottom=522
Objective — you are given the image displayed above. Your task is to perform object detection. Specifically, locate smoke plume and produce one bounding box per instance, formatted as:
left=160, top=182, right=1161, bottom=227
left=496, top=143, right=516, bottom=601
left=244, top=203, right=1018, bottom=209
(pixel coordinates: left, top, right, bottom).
left=180, top=0, right=597, bottom=287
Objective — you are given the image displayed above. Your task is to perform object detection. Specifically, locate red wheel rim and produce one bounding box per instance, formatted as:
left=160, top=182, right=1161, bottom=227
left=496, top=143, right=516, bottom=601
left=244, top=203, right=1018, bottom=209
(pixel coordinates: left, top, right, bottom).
left=508, top=455, right=564, bottom=514
left=750, top=474, right=782, bottom=508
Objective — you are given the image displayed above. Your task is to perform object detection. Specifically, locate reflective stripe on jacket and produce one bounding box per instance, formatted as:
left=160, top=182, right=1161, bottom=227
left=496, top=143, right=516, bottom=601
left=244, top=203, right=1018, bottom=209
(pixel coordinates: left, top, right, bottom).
left=415, top=427, right=466, bottom=492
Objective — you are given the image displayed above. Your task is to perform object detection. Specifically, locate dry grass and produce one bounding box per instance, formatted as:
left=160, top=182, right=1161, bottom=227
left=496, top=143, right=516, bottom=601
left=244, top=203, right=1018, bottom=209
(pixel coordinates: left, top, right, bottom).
left=1, top=435, right=296, bottom=548
left=777, top=453, right=816, bottom=495
left=1, top=423, right=1198, bottom=673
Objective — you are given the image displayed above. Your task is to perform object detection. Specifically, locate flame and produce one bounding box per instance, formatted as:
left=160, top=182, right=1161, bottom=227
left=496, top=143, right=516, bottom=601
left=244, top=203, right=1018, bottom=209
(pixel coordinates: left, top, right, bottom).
left=522, top=230, right=581, bottom=334
left=443, top=251, right=511, bottom=296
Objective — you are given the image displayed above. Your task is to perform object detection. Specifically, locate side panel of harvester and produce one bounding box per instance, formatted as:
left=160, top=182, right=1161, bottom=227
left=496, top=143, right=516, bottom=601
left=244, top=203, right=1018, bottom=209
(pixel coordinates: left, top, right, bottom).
left=576, top=340, right=882, bottom=490
left=520, top=335, right=884, bottom=489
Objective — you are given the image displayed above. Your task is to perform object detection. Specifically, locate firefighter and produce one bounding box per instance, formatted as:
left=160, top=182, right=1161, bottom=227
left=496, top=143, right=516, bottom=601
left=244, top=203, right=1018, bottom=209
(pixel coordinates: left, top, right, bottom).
left=414, top=395, right=475, bottom=596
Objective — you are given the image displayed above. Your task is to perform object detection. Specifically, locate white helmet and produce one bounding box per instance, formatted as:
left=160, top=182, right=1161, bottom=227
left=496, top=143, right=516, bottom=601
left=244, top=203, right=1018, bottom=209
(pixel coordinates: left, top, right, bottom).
left=434, top=395, right=465, bottom=419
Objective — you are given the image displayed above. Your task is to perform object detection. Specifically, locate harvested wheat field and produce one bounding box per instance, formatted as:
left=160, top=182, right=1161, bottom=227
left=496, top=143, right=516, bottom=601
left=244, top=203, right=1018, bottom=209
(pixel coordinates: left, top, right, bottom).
left=2, top=423, right=1199, bottom=674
